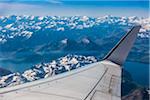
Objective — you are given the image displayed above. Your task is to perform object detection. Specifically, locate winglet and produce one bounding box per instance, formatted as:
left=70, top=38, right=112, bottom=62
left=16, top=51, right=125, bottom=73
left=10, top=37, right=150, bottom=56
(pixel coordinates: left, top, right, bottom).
left=104, top=26, right=141, bottom=66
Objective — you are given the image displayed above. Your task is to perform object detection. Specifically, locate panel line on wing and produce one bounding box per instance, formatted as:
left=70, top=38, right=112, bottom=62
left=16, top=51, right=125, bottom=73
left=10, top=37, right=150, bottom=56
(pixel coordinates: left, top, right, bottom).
left=83, top=65, right=108, bottom=100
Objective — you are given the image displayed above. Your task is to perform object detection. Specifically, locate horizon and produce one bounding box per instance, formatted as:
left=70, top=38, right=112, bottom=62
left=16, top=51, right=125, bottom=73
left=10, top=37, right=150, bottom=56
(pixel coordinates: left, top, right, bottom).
left=0, top=0, right=149, bottom=17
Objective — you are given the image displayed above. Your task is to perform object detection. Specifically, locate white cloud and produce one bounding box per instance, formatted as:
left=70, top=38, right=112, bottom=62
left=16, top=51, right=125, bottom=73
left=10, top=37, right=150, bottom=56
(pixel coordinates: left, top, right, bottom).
left=46, top=0, right=62, bottom=4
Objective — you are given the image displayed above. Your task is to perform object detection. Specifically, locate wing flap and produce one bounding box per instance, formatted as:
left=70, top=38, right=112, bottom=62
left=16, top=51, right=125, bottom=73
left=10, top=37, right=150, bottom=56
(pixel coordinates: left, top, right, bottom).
left=85, top=60, right=121, bottom=100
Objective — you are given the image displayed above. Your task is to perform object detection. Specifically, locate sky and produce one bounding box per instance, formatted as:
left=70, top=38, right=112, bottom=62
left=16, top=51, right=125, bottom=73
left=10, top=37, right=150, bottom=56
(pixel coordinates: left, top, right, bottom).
left=0, top=0, right=149, bottom=17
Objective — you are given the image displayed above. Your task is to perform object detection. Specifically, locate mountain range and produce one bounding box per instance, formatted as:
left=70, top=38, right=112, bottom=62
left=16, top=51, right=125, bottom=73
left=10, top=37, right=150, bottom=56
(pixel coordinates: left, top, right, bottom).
left=0, top=15, right=149, bottom=64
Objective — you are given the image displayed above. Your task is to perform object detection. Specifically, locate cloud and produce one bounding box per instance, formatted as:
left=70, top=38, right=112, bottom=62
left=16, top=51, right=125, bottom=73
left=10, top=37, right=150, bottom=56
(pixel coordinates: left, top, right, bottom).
left=46, top=0, right=62, bottom=4
left=0, top=0, right=62, bottom=4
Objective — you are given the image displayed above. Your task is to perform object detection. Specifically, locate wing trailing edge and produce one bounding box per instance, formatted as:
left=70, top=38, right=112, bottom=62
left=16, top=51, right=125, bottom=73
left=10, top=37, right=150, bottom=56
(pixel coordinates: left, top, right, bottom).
left=104, top=26, right=141, bottom=66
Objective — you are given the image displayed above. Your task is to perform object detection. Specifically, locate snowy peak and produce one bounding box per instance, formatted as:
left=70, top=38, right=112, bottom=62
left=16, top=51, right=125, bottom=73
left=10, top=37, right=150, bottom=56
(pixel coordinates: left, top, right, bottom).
left=0, top=15, right=149, bottom=43
left=0, top=55, right=97, bottom=88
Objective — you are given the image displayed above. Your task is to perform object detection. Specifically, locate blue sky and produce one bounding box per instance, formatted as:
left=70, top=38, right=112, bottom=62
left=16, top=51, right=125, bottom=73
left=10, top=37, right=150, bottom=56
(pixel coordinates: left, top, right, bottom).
left=0, top=0, right=149, bottom=17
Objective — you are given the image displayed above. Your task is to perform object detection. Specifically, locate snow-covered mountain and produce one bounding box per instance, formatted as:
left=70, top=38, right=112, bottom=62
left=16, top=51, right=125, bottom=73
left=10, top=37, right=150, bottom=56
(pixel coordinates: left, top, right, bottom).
left=0, top=15, right=149, bottom=43
left=0, top=55, right=97, bottom=88
left=0, top=15, right=149, bottom=70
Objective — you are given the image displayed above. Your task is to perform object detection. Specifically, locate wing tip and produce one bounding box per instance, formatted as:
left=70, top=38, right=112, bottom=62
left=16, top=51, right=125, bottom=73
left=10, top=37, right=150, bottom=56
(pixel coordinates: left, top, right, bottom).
left=133, top=25, right=141, bottom=30
left=103, top=25, right=141, bottom=66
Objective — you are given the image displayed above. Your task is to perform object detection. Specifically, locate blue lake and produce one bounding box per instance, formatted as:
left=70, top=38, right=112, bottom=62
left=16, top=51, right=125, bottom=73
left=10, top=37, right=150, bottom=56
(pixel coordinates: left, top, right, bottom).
left=124, top=61, right=149, bottom=87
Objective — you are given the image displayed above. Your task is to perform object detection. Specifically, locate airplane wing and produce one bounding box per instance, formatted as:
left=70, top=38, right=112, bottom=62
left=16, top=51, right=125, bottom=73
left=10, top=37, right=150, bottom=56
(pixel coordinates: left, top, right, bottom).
left=0, top=26, right=141, bottom=100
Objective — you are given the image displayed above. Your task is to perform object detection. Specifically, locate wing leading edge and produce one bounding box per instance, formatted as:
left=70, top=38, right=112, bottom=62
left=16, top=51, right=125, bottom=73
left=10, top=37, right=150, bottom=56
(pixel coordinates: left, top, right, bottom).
left=0, top=26, right=141, bottom=100
left=104, top=26, right=141, bottom=66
